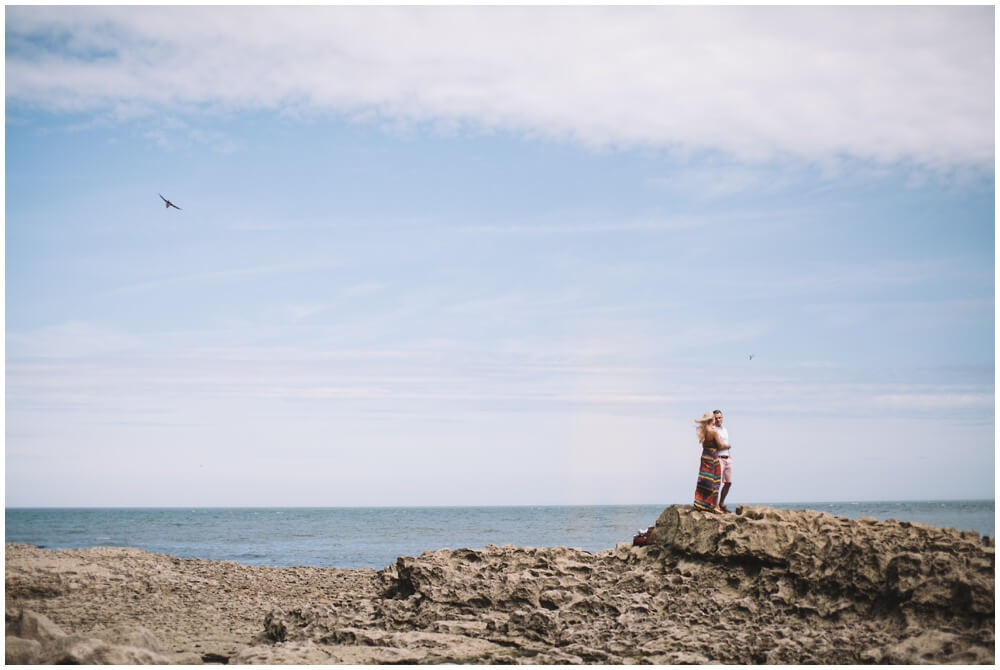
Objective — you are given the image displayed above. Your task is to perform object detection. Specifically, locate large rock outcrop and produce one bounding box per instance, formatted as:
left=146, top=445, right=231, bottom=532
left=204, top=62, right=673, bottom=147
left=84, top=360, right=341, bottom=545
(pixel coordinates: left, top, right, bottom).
left=252, top=505, right=993, bottom=664
left=5, top=505, right=995, bottom=664
left=651, top=504, right=994, bottom=623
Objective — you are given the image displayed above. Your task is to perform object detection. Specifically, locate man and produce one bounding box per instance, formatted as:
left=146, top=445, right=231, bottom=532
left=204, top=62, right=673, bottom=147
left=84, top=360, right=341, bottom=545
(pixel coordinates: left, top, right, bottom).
left=713, top=409, right=734, bottom=513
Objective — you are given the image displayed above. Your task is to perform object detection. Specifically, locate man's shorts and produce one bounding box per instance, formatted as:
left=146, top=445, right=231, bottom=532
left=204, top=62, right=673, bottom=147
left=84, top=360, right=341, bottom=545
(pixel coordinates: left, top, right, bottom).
left=719, top=455, right=733, bottom=484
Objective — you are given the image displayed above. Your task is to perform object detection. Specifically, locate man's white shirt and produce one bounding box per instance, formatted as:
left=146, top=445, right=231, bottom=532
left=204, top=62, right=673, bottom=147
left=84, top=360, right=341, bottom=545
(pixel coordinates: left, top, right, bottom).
left=716, top=426, right=730, bottom=456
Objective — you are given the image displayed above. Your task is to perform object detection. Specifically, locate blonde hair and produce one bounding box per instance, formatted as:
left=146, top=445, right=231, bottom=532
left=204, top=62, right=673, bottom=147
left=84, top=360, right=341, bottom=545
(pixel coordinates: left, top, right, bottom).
left=694, top=412, right=715, bottom=443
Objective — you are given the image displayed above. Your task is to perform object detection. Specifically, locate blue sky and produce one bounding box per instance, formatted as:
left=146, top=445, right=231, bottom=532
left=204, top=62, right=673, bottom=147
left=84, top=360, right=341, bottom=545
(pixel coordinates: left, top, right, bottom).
left=5, top=6, right=994, bottom=506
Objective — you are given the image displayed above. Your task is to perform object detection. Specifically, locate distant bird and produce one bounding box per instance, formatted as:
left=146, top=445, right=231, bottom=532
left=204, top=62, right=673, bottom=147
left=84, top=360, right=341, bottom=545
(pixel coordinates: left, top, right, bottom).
left=159, top=194, right=182, bottom=210
left=749, top=354, right=754, bottom=361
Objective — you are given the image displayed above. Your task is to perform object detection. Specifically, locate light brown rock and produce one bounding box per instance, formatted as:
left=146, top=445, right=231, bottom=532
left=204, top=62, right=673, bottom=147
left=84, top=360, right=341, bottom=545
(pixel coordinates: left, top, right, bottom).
left=90, top=624, right=163, bottom=652
left=6, top=635, right=43, bottom=664
left=5, top=505, right=994, bottom=664
left=42, top=635, right=173, bottom=665
left=5, top=608, right=66, bottom=644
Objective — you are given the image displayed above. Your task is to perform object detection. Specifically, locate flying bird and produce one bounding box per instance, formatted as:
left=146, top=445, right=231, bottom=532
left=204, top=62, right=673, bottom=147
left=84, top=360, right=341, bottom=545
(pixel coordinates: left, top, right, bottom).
left=159, top=194, right=182, bottom=210
left=749, top=354, right=754, bottom=361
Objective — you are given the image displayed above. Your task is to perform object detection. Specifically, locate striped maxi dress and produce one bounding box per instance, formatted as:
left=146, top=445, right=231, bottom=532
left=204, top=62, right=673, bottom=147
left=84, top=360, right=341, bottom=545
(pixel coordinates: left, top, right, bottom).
left=693, top=436, right=722, bottom=512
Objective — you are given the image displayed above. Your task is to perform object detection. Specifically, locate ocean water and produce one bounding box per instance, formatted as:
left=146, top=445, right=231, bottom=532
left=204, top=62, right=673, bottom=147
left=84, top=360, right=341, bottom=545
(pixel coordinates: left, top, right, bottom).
left=5, top=500, right=993, bottom=570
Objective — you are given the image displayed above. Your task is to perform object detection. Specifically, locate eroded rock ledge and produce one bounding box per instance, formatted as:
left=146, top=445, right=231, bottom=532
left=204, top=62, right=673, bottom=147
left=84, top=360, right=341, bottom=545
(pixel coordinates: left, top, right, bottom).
left=650, top=505, right=994, bottom=624
left=6, top=505, right=995, bottom=664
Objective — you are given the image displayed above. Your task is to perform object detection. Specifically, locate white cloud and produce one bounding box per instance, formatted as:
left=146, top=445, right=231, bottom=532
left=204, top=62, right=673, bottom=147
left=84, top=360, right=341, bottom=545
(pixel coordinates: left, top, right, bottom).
left=724, top=258, right=992, bottom=304
left=6, top=6, right=993, bottom=169
left=456, top=215, right=708, bottom=234
left=6, top=321, right=144, bottom=359
left=872, top=392, right=994, bottom=410
left=102, top=259, right=344, bottom=296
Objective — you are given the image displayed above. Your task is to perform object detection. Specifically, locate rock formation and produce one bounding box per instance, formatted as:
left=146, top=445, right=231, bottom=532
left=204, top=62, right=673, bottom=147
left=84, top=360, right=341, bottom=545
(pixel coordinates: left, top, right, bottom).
left=6, top=505, right=995, bottom=664
left=5, top=609, right=175, bottom=664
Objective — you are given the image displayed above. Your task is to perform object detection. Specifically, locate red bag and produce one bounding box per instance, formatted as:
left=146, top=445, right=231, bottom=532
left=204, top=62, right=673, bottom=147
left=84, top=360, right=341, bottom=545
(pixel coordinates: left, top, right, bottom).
left=632, top=525, right=655, bottom=546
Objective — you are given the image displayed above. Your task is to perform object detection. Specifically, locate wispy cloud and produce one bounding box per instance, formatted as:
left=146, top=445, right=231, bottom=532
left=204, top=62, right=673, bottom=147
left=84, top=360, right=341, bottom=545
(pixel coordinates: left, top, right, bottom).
left=6, top=6, right=992, bottom=169
left=872, top=391, right=994, bottom=410
left=646, top=161, right=808, bottom=201
left=102, top=259, right=343, bottom=296
left=141, top=117, right=246, bottom=153
left=801, top=296, right=994, bottom=330
left=8, top=335, right=991, bottom=425
left=6, top=321, right=144, bottom=359
left=456, top=216, right=708, bottom=235
left=719, top=257, right=992, bottom=302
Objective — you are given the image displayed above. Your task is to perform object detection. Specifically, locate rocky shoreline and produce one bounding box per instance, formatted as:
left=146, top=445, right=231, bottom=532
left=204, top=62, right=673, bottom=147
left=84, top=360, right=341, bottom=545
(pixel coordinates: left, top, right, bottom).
left=6, top=504, right=995, bottom=664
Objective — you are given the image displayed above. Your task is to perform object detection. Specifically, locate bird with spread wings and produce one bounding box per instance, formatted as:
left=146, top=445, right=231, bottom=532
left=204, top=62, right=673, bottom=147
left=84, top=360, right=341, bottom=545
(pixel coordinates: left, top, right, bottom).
left=159, top=194, right=182, bottom=210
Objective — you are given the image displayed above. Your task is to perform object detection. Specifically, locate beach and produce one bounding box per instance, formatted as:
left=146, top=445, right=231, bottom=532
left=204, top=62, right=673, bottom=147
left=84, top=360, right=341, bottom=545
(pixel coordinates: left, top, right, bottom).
left=6, top=504, right=994, bottom=664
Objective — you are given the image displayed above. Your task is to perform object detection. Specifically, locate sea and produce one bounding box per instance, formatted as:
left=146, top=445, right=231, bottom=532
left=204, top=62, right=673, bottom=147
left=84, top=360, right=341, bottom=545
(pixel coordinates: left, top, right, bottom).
left=5, top=500, right=994, bottom=570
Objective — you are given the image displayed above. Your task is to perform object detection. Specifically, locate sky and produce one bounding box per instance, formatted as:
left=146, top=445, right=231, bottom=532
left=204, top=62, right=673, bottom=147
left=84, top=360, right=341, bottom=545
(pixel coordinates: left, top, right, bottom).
left=5, top=5, right=995, bottom=507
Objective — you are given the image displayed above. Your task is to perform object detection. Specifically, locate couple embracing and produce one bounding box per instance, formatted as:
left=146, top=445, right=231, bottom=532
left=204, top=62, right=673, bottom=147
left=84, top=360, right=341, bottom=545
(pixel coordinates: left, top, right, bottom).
left=693, top=409, right=734, bottom=514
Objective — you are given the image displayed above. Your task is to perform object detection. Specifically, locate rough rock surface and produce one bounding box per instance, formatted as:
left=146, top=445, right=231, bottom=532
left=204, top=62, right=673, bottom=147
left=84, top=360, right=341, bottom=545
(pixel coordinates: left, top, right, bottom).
left=5, top=609, right=174, bottom=665
left=6, top=505, right=994, bottom=664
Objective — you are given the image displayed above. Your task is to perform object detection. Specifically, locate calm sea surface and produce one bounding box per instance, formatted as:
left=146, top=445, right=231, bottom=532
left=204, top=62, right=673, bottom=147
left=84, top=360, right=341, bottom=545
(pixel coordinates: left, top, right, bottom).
left=5, top=500, right=993, bottom=570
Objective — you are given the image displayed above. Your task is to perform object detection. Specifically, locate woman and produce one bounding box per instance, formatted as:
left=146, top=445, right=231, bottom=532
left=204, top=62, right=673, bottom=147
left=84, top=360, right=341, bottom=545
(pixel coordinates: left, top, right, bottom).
left=693, top=411, right=726, bottom=513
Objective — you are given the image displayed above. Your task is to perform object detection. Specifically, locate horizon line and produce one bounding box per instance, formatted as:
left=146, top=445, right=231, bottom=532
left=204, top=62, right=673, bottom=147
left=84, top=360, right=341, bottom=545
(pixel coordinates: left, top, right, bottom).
left=6, top=498, right=994, bottom=510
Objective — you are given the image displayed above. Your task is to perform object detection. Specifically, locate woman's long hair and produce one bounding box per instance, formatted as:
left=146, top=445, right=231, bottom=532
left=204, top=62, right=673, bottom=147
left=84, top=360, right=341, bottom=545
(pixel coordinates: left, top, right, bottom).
left=694, top=412, right=715, bottom=444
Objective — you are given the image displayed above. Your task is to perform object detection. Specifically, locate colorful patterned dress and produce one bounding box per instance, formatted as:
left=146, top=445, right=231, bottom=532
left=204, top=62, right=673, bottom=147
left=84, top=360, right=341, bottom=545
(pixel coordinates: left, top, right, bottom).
left=693, top=434, right=722, bottom=512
